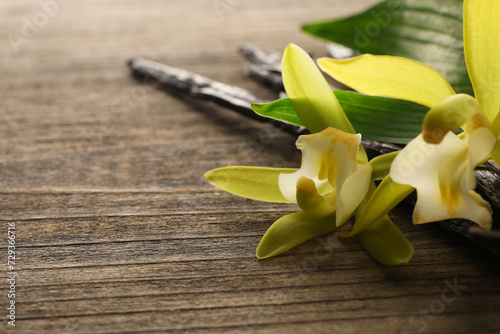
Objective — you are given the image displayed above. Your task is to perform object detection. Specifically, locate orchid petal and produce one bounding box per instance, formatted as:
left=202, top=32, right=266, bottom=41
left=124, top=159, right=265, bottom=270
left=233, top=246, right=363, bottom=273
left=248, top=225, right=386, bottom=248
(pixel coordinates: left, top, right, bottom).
left=422, top=94, right=485, bottom=144
left=296, top=176, right=336, bottom=217
left=278, top=128, right=361, bottom=203
left=318, top=55, right=455, bottom=108
left=390, top=132, right=494, bottom=229
left=256, top=211, right=337, bottom=259
left=464, top=0, right=500, bottom=123
left=356, top=215, right=413, bottom=266
left=282, top=44, right=355, bottom=134
left=344, top=175, right=414, bottom=237
left=336, top=163, right=372, bottom=226
left=205, top=166, right=296, bottom=203
left=467, top=127, right=497, bottom=167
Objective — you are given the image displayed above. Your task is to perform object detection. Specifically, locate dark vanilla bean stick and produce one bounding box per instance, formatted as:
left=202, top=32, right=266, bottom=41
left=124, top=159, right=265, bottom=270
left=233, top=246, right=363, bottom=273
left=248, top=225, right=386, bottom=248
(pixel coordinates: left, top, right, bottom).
left=128, top=57, right=307, bottom=136
left=128, top=57, right=402, bottom=155
left=246, top=65, right=284, bottom=91
left=238, top=42, right=282, bottom=66
left=238, top=43, right=283, bottom=91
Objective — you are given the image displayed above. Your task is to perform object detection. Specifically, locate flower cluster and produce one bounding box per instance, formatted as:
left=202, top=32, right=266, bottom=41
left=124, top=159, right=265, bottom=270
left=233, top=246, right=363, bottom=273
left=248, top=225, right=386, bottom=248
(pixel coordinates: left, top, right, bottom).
left=205, top=0, right=499, bottom=264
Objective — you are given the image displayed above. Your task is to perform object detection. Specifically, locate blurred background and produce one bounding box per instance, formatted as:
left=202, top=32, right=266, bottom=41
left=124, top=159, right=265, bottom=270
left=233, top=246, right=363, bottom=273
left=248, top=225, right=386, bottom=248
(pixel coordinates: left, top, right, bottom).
left=0, top=0, right=378, bottom=191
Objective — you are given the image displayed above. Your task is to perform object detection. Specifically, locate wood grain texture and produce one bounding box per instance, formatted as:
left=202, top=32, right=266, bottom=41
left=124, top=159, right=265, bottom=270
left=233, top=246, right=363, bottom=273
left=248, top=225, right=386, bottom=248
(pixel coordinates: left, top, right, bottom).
left=1, top=0, right=500, bottom=333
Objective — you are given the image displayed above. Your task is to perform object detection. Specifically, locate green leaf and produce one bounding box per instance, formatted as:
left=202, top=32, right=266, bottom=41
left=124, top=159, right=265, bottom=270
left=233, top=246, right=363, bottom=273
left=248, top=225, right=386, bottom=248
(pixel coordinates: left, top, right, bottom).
left=356, top=215, right=414, bottom=265
left=204, top=166, right=297, bottom=203
left=335, top=91, right=427, bottom=144
left=257, top=211, right=338, bottom=259
left=302, top=0, right=472, bottom=94
left=252, top=101, right=304, bottom=127
left=252, top=91, right=428, bottom=144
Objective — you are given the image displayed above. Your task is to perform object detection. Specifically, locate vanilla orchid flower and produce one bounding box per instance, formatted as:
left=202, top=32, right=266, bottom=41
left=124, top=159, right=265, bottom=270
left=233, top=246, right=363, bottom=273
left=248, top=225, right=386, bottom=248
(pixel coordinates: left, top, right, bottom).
left=206, top=44, right=413, bottom=263
left=279, top=127, right=372, bottom=226
left=316, top=0, right=500, bottom=229
left=205, top=127, right=371, bottom=258
left=390, top=95, right=495, bottom=229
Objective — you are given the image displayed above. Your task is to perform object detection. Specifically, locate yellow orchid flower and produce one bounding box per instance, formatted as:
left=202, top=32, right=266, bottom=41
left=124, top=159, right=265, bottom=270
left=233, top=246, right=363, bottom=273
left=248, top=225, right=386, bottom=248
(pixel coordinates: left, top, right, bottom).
left=206, top=44, right=413, bottom=264
left=391, top=95, right=495, bottom=229
left=316, top=0, right=499, bottom=229
left=278, top=127, right=372, bottom=226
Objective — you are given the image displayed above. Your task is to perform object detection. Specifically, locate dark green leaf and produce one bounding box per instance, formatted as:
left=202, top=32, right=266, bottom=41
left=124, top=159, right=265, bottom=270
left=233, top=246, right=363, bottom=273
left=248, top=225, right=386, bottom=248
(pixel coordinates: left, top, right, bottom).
left=302, top=0, right=471, bottom=94
left=251, top=100, right=304, bottom=127
left=252, top=91, right=428, bottom=144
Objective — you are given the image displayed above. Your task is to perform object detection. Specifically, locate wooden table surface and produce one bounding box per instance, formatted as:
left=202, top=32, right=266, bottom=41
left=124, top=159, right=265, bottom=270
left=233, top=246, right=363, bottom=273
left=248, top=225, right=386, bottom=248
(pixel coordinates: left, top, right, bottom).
left=1, top=0, right=500, bottom=333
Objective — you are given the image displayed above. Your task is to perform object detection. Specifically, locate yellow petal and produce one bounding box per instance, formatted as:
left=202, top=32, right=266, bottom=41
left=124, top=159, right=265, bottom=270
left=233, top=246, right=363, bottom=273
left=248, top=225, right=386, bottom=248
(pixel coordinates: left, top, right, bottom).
left=318, top=55, right=455, bottom=108
left=205, top=166, right=296, bottom=203
left=464, top=0, right=500, bottom=123
left=282, top=44, right=355, bottom=134
left=336, top=163, right=372, bottom=226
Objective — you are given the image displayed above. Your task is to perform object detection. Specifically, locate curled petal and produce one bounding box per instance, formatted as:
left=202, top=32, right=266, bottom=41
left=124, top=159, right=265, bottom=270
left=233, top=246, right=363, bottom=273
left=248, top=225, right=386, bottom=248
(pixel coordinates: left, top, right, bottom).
left=422, top=94, right=485, bottom=144
left=391, top=132, right=494, bottom=229
left=279, top=128, right=361, bottom=203
left=296, top=176, right=336, bottom=217
left=493, top=113, right=500, bottom=139
left=369, top=151, right=399, bottom=180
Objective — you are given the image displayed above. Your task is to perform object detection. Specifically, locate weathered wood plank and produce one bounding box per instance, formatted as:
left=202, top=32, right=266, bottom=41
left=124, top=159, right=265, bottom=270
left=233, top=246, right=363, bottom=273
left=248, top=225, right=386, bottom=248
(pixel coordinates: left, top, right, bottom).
left=1, top=0, right=500, bottom=333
